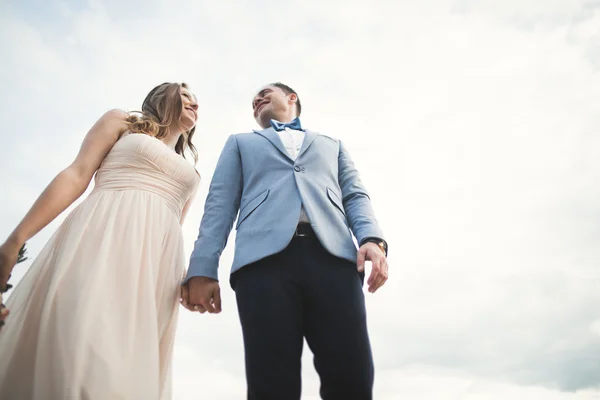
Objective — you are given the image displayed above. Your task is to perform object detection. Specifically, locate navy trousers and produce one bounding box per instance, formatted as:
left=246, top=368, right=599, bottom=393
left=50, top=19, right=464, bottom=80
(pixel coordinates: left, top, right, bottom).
left=231, top=231, right=374, bottom=400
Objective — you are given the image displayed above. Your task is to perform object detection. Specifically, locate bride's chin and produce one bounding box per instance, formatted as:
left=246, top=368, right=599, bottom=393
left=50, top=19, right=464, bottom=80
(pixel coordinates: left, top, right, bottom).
left=179, top=120, right=195, bottom=132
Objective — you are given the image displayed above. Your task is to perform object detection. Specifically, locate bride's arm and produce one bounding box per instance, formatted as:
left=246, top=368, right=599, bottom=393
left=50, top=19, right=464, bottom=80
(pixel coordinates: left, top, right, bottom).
left=1, top=109, right=129, bottom=254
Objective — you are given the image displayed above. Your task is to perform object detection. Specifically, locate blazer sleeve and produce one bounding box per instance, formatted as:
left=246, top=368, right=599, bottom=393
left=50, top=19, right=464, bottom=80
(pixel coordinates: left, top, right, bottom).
left=184, top=135, right=243, bottom=282
left=337, top=140, right=386, bottom=246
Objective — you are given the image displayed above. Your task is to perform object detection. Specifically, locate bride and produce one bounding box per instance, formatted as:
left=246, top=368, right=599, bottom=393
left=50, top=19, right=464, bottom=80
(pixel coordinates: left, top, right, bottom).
left=0, top=82, right=200, bottom=399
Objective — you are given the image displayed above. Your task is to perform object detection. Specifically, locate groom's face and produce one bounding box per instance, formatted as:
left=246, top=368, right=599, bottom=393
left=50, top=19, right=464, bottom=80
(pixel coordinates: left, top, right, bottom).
left=252, top=85, right=296, bottom=128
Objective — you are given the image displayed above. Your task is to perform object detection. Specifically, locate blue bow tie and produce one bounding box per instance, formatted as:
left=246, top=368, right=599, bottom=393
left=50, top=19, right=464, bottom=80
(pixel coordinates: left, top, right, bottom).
left=270, top=118, right=302, bottom=132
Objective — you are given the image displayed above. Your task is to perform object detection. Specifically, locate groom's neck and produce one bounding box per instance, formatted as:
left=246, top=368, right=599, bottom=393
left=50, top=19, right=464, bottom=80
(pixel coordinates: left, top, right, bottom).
left=259, top=112, right=296, bottom=128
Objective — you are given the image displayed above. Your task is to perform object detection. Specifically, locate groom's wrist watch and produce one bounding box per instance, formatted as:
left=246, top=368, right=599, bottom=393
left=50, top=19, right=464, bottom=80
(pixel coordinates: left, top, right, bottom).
left=360, top=237, right=388, bottom=256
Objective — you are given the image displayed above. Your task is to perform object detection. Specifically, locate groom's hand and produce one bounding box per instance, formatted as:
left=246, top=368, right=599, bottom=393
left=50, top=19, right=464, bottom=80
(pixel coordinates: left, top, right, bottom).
left=357, top=242, right=389, bottom=293
left=184, top=276, right=222, bottom=314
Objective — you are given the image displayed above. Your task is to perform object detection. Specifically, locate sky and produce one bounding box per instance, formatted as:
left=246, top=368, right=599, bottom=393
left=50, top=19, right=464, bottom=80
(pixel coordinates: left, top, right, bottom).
left=1, top=0, right=600, bottom=398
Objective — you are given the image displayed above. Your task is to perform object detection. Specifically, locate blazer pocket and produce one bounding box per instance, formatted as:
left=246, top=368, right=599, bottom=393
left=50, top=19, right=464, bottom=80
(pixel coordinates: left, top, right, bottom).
left=327, top=187, right=346, bottom=216
left=236, top=189, right=270, bottom=229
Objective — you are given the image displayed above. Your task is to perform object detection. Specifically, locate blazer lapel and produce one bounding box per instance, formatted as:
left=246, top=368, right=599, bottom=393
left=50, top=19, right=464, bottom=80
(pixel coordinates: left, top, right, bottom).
left=297, top=129, right=317, bottom=159
left=254, top=127, right=293, bottom=161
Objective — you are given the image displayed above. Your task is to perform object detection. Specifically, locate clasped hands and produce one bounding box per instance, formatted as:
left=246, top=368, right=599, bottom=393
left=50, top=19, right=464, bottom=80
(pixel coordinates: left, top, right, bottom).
left=180, top=276, right=221, bottom=314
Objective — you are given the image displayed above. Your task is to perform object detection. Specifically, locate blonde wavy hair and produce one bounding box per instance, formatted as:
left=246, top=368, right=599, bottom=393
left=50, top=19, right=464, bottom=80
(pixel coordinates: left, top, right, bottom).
left=126, top=82, right=198, bottom=164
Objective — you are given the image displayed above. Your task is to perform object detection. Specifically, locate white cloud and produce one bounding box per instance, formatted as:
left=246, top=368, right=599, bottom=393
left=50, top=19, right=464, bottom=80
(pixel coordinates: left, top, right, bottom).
left=2, top=0, right=600, bottom=398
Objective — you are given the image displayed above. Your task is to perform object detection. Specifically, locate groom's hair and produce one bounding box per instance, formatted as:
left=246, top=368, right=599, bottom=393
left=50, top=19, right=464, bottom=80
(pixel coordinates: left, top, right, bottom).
left=271, top=82, right=302, bottom=116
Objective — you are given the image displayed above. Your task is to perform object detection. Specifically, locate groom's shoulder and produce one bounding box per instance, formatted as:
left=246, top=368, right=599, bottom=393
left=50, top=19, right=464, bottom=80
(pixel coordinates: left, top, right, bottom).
left=235, top=131, right=258, bottom=137
left=230, top=131, right=260, bottom=143
left=317, top=133, right=338, bottom=143
left=310, top=130, right=339, bottom=144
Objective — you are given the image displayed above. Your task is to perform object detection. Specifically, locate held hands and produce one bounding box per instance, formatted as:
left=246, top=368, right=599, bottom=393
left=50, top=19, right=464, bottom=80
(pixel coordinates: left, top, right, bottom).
left=357, top=242, right=389, bottom=293
left=180, top=276, right=222, bottom=314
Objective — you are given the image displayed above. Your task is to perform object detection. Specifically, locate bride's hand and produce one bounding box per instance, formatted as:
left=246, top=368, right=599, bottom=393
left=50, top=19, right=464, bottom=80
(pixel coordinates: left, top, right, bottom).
left=0, top=240, right=20, bottom=332
left=0, top=239, right=21, bottom=292
left=0, top=305, right=9, bottom=330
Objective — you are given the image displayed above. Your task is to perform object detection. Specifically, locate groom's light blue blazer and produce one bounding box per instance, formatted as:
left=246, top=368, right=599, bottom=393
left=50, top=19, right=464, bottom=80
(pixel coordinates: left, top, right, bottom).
left=185, top=127, right=385, bottom=284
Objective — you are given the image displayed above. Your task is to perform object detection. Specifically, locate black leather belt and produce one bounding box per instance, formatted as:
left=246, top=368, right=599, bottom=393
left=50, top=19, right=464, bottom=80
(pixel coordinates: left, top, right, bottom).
left=294, top=223, right=315, bottom=237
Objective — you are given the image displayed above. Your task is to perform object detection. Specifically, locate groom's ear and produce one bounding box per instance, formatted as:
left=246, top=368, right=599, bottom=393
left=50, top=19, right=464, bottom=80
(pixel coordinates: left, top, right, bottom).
left=288, top=93, right=297, bottom=105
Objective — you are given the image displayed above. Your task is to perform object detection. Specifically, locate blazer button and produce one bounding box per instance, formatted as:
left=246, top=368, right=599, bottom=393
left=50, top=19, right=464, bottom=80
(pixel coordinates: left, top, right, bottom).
left=294, top=166, right=301, bottom=172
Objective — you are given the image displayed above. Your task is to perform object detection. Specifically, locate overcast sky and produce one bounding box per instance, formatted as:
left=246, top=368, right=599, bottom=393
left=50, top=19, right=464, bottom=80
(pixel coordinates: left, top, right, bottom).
left=1, top=0, right=600, bottom=398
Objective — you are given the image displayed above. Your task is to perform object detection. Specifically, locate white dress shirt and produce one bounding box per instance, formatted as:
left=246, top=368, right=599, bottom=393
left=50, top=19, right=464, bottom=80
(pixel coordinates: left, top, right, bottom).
left=277, top=126, right=310, bottom=223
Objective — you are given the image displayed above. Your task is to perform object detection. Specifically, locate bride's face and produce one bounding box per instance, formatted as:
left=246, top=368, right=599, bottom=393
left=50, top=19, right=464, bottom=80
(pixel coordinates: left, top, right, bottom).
left=179, top=87, right=198, bottom=131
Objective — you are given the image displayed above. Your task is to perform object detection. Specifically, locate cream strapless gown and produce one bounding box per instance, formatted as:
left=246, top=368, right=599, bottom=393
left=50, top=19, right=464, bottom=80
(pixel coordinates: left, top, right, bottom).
left=0, top=133, right=199, bottom=400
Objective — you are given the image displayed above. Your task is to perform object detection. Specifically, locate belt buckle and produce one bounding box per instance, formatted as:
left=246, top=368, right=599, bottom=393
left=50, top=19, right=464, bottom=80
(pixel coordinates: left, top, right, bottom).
left=295, top=226, right=307, bottom=237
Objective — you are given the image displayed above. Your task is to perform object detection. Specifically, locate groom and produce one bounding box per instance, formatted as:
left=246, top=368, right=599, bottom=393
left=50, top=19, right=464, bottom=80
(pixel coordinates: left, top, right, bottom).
left=182, top=82, right=389, bottom=399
